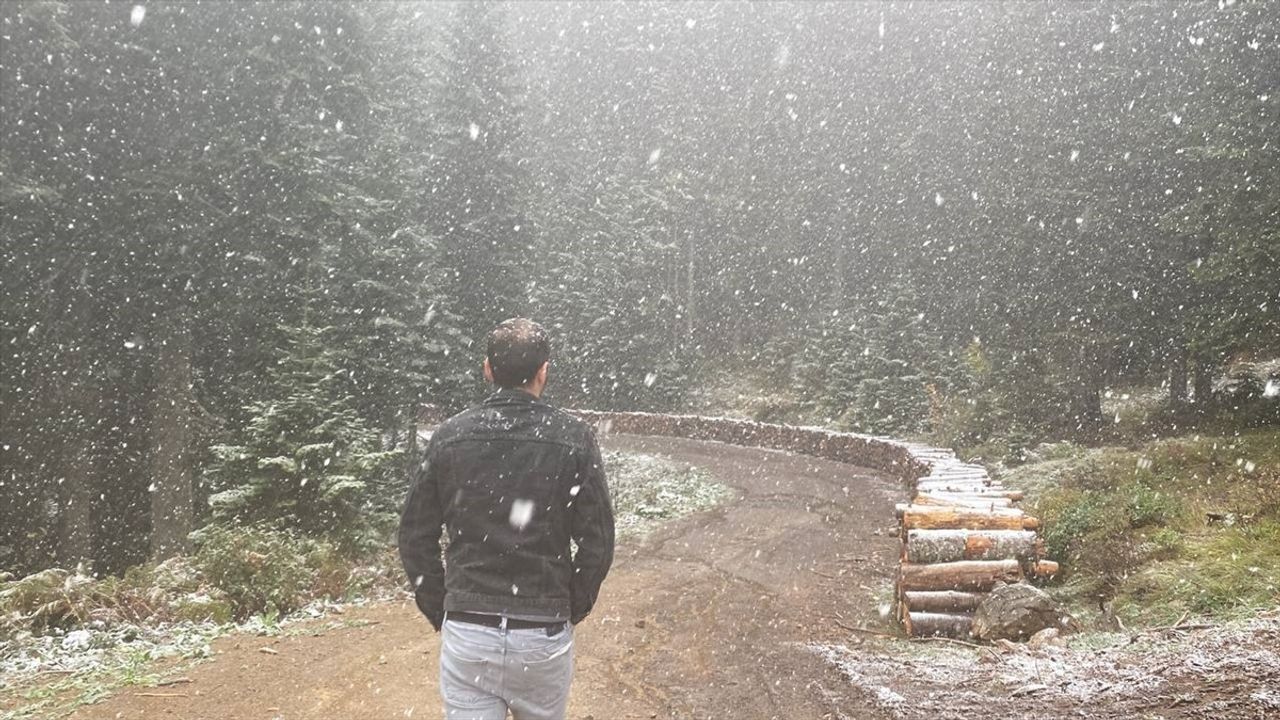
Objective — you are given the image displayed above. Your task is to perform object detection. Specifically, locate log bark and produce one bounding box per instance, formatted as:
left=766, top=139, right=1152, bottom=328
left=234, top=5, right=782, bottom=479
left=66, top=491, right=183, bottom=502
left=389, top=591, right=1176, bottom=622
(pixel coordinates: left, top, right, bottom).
left=1032, top=560, right=1060, bottom=578
left=902, top=505, right=1039, bottom=531
left=915, top=484, right=1022, bottom=500
left=905, top=529, right=1039, bottom=563
left=904, top=611, right=973, bottom=638
left=913, top=493, right=1015, bottom=509
left=903, top=590, right=985, bottom=613
left=919, top=471, right=990, bottom=481
left=899, top=559, right=1023, bottom=592
left=915, top=482, right=991, bottom=493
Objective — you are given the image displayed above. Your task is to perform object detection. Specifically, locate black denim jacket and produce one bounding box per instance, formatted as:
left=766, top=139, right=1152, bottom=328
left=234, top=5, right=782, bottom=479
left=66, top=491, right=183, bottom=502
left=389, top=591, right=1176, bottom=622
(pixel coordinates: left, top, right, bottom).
left=398, top=389, right=615, bottom=629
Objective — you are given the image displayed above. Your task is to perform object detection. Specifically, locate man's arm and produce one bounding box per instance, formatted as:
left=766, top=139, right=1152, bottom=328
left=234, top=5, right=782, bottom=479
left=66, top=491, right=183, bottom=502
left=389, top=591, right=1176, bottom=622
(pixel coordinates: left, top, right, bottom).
left=569, top=430, right=615, bottom=624
left=397, top=440, right=446, bottom=631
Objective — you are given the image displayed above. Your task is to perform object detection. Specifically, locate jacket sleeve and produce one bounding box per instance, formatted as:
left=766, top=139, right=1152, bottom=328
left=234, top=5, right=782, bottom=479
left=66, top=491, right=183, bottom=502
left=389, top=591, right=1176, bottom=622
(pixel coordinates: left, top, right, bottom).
left=398, top=439, right=446, bottom=631
left=569, top=430, right=615, bottom=624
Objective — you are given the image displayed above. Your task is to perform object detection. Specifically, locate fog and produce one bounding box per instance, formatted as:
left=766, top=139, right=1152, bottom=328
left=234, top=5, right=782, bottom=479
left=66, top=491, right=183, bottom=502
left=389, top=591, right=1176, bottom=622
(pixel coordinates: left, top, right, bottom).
left=1, top=2, right=1277, bottom=715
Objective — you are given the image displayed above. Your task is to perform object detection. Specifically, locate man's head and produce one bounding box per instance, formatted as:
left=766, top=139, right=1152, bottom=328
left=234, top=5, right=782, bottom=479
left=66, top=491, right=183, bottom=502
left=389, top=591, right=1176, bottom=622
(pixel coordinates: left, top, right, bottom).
left=483, top=318, right=551, bottom=396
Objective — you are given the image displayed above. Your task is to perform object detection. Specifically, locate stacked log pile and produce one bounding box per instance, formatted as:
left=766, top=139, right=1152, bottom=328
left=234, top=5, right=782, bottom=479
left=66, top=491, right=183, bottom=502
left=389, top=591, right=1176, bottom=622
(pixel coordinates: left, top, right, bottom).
left=544, top=410, right=1054, bottom=638
left=895, top=443, right=1057, bottom=637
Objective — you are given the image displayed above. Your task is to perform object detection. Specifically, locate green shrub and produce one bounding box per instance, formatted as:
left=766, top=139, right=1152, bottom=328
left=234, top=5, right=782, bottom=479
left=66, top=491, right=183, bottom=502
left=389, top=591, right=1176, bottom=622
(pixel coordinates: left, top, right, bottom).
left=192, top=525, right=334, bottom=619
left=1149, top=527, right=1184, bottom=558
left=169, top=591, right=235, bottom=624
left=1127, top=483, right=1183, bottom=528
left=1040, top=493, right=1117, bottom=574
left=1012, top=428, right=1280, bottom=625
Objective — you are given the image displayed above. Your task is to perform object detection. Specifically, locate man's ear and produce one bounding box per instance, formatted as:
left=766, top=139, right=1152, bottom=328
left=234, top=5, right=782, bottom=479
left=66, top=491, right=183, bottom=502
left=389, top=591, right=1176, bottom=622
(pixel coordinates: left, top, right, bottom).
left=483, top=357, right=494, bottom=384
left=536, top=361, right=549, bottom=385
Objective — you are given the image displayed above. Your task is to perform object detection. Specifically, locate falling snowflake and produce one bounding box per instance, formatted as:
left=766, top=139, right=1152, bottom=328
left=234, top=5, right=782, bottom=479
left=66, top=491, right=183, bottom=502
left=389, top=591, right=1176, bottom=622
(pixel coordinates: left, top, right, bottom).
left=509, top=498, right=535, bottom=530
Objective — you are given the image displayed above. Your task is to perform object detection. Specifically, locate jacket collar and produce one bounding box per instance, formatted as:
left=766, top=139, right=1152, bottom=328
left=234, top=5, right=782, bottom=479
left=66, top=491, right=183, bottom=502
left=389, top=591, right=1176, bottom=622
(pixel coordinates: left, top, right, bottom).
left=483, top=387, right=541, bottom=406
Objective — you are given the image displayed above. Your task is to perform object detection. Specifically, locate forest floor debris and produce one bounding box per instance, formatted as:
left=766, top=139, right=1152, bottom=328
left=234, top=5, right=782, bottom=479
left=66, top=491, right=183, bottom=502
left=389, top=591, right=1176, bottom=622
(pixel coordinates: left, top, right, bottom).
left=0, top=448, right=729, bottom=719
left=813, top=613, right=1280, bottom=719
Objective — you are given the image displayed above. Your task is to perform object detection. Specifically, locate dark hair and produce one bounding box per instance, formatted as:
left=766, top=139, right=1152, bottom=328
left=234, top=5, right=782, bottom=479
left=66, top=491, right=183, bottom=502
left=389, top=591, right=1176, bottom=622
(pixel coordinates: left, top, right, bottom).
left=486, top=318, right=551, bottom=388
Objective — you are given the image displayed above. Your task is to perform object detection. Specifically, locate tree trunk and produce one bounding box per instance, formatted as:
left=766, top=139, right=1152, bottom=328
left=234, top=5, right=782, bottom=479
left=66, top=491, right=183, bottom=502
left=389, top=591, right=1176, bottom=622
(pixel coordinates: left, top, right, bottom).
left=55, top=284, right=99, bottom=570
left=149, top=306, right=194, bottom=559
left=1169, top=345, right=1188, bottom=404
left=1067, top=374, right=1104, bottom=437
left=1192, top=361, right=1214, bottom=406
left=685, top=230, right=697, bottom=342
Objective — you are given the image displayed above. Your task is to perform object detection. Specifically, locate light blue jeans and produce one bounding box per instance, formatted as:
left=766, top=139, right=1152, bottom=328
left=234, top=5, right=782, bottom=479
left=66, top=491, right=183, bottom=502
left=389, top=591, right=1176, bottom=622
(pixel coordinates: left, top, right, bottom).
left=439, top=616, right=574, bottom=720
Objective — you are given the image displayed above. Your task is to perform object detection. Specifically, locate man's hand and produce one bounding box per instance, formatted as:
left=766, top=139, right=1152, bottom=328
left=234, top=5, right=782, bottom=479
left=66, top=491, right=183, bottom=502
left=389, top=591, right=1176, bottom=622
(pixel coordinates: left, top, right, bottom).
left=415, top=590, right=444, bottom=632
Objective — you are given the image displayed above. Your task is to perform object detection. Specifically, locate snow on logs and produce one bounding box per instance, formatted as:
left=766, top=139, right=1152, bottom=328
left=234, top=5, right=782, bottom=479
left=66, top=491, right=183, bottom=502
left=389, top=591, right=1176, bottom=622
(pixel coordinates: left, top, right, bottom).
left=904, top=529, right=1040, bottom=564
left=559, top=409, right=1056, bottom=640
left=895, top=443, right=1056, bottom=638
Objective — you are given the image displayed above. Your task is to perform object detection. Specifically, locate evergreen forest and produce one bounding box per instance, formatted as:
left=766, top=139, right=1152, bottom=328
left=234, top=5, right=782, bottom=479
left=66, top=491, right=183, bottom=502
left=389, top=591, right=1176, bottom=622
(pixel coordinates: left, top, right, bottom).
left=2, top=0, right=1277, bottom=584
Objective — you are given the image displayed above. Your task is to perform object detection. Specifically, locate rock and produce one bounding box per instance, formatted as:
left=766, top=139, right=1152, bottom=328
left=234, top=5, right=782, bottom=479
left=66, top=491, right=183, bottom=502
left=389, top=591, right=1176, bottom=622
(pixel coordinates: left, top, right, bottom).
left=1028, top=627, right=1064, bottom=648
left=971, top=582, right=1073, bottom=641
left=61, top=629, right=92, bottom=651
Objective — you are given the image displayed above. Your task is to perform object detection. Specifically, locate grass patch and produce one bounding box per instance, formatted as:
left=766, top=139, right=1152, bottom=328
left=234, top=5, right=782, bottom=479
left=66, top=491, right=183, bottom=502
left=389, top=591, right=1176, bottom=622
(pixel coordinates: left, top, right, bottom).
left=995, top=428, right=1280, bottom=626
left=0, top=625, right=219, bottom=720
left=605, top=450, right=732, bottom=540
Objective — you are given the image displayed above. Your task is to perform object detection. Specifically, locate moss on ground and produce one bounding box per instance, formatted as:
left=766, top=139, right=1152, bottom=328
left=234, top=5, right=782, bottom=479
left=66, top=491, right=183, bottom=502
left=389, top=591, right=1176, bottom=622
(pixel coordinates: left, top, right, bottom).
left=995, top=429, right=1280, bottom=626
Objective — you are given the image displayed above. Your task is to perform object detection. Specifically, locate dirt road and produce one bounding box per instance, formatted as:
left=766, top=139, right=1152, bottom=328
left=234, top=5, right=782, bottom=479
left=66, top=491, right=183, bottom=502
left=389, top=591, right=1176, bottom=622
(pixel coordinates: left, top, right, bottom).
left=57, top=433, right=1280, bottom=719
left=69, top=434, right=906, bottom=720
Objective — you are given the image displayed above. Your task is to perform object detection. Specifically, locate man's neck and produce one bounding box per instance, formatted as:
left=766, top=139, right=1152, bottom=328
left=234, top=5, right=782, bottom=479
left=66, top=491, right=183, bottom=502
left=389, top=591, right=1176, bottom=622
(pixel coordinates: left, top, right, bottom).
left=499, top=384, right=542, bottom=399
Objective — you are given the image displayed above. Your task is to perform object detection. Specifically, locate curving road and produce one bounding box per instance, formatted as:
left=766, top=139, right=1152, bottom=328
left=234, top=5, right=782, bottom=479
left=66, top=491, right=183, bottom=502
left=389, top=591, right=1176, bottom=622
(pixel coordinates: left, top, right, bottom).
left=70, top=434, right=906, bottom=720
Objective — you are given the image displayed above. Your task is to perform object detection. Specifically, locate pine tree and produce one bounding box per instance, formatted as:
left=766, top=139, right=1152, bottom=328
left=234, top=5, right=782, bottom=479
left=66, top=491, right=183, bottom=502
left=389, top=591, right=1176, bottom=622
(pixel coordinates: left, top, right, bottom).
left=203, top=324, right=400, bottom=553
left=430, top=1, right=528, bottom=339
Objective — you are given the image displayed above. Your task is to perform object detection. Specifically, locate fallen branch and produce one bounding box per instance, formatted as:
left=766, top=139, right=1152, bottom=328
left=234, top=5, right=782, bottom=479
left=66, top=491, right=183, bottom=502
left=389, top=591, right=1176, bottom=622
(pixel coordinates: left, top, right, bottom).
left=134, top=692, right=189, bottom=698
left=827, top=619, right=896, bottom=638
left=1143, top=622, right=1214, bottom=634
left=908, top=635, right=985, bottom=650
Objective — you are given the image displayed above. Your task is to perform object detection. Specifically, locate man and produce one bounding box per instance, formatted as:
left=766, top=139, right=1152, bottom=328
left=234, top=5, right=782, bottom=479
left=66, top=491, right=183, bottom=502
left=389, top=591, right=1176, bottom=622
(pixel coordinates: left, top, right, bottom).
left=399, top=318, right=615, bottom=720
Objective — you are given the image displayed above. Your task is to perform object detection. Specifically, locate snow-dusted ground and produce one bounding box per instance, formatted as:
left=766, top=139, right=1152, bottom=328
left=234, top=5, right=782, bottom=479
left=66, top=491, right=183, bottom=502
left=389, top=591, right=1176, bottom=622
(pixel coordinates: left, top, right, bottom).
left=0, top=595, right=391, bottom=687
left=604, top=449, right=731, bottom=539
left=811, top=615, right=1280, bottom=719
left=1, top=447, right=726, bottom=692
